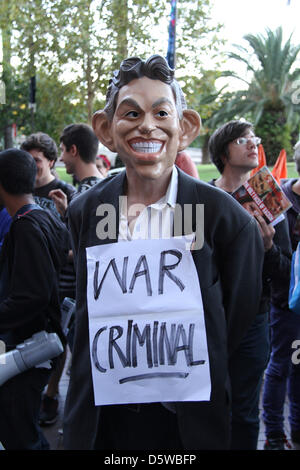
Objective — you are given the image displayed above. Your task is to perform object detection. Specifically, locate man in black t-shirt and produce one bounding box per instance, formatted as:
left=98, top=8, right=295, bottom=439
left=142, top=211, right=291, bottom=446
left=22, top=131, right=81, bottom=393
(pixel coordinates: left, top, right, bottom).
left=49, top=123, right=104, bottom=217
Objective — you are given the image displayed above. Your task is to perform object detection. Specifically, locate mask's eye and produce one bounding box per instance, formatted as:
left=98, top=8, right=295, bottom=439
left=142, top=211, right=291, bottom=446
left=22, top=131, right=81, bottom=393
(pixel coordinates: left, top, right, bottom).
left=125, top=110, right=139, bottom=118
left=156, top=110, right=168, bottom=117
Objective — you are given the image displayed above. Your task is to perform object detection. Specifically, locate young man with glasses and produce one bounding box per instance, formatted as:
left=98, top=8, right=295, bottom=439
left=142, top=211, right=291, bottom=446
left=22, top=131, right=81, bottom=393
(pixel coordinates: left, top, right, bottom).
left=208, top=120, right=292, bottom=450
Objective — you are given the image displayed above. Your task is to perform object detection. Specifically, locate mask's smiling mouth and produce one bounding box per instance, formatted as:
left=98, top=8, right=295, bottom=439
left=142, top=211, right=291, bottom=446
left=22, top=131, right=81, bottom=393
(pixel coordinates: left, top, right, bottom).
left=128, top=138, right=164, bottom=155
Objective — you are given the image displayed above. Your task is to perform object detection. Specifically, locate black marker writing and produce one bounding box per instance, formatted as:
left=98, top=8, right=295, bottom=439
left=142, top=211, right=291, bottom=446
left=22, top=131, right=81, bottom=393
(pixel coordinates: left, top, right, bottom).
left=132, top=323, right=153, bottom=367
left=92, top=327, right=107, bottom=373
left=94, top=257, right=128, bottom=299
left=92, top=320, right=205, bottom=374
left=108, top=325, right=129, bottom=369
left=158, top=250, right=185, bottom=294
left=153, top=320, right=159, bottom=367
left=93, top=249, right=185, bottom=299
left=119, top=372, right=189, bottom=384
left=128, top=255, right=152, bottom=296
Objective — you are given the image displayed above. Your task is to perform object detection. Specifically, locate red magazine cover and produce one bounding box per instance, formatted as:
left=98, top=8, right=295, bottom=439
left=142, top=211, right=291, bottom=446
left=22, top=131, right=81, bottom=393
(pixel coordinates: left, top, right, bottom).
left=232, top=166, right=292, bottom=224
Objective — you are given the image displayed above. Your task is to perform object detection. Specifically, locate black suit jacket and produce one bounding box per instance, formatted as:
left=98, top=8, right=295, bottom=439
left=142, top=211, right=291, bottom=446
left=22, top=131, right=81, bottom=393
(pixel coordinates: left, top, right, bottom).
left=63, top=168, right=264, bottom=450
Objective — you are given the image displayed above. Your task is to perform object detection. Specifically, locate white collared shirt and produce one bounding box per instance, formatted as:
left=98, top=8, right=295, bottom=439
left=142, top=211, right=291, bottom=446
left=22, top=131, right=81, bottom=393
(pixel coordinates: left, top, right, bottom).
left=118, top=166, right=178, bottom=242
left=117, top=166, right=184, bottom=413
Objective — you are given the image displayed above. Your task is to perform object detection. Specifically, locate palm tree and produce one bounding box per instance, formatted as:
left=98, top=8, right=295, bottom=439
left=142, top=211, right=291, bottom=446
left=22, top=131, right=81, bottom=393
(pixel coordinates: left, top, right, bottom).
left=208, top=27, right=300, bottom=164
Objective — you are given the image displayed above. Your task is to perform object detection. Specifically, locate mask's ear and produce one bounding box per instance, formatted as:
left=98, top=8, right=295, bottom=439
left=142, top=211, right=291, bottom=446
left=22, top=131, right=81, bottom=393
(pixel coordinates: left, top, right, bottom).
left=92, top=110, right=117, bottom=152
left=178, top=110, right=201, bottom=151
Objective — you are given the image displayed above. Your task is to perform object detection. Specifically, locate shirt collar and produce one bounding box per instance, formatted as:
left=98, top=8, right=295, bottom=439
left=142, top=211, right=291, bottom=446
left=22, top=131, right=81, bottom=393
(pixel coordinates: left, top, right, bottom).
left=13, top=203, right=40, bottom=221
left=151, top=166, right=178, bottom=209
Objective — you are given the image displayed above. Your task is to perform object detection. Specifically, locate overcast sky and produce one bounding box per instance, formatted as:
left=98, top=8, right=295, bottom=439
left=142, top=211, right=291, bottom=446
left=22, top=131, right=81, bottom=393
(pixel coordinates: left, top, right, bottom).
left=210, top=0, right=300, bottom=90
left=211, top=0, right=300, bottom=46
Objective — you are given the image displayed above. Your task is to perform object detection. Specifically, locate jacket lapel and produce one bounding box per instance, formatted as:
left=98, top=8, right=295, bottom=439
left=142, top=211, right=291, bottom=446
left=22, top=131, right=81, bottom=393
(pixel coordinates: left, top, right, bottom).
left=174, top=168, right=201, bottom=237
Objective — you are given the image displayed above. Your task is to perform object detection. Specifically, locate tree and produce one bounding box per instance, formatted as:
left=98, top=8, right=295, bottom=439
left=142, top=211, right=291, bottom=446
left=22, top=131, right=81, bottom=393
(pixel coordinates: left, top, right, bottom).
left=175, top=0, right=224, bottom=74
left=45, top=0, right=223, bottom=125
left=180, top=70, right=223, bottom=161
left=207, top=27, right=300, bottom=164
left=1, top=0, right=224, bottom=143
left=0, top=66, right=31, bottom=149
left=0, top=0, right=61, bottom=143
left=172, top=0, right=225, bottom=161
left=54, top=0, right=165, bottom=123
left=33, top=69, right=88, bottom=143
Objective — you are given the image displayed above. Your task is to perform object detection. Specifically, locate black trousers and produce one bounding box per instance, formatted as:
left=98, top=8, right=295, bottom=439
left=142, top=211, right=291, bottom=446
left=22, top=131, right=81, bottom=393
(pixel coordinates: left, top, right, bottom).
left=95, top=403, right=184, bottom=450
left=0, top=367, right=51, bottom=450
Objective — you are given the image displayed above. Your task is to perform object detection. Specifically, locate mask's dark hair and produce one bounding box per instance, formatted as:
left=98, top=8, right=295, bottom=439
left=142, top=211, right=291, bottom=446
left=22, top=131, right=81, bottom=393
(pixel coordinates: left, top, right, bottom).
left=0, top=148, right=36, bottom=194
left=103, top=55, right=187, bottom=120
left=208, top=120, right=254, bottom=174
left=21, top=132, right=58, bottom=164
left=60, top=123, right=99, bottom=163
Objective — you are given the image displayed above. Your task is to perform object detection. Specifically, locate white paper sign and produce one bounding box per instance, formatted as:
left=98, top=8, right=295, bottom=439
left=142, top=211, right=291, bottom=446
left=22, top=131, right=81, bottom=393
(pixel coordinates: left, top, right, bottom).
left=86, top=236, right=211, bottom=406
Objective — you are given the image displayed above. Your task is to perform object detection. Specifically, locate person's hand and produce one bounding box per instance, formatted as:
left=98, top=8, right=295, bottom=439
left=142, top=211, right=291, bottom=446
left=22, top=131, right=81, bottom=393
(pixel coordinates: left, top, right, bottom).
left=48, top=189, right=68, bottom=217
left=242, top=201, right=262, bottom=217
left=254, top=214, right=275, bottom=251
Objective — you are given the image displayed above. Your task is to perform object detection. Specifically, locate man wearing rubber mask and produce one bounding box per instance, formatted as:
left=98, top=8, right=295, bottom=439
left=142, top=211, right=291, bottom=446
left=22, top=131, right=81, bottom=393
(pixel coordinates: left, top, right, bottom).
left=63, top=55, right=264, bottom=450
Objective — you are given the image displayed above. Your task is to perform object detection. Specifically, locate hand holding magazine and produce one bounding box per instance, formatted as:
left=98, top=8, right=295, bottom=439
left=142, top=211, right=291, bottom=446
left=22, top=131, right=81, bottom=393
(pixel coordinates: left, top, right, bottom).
left=232, top=166, right=292, bottom=225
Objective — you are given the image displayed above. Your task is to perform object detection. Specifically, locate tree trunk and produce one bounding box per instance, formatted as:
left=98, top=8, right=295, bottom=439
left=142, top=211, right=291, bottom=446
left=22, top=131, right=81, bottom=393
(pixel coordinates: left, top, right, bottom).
left=86, top=50, right=94, bottom=124
left=4, top=124, right=13, bottom=148
left=201, top=134, right=211, bottom=164
left=111, top=0, right=128, bottom=70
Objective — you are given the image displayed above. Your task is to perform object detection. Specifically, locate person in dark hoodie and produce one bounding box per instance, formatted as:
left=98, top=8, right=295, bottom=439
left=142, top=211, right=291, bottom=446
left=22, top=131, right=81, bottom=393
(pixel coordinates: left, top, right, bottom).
left=0, top=149, right=69, bottom=450
left=208, top=120, right=292, bottom=450
left=21, top=132, right=77, bottom=427
left=262, top=141, right=300, bottom=450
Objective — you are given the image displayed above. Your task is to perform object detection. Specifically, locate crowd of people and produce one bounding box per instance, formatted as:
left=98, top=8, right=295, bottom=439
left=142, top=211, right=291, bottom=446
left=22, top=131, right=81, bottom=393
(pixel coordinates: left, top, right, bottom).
left=0, top=53, right=299, bottom=452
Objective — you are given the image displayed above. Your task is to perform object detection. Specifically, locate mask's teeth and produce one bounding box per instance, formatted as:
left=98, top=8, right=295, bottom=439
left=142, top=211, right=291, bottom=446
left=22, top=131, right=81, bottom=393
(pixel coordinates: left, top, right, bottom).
left=131, top=142, right=161, bottom=153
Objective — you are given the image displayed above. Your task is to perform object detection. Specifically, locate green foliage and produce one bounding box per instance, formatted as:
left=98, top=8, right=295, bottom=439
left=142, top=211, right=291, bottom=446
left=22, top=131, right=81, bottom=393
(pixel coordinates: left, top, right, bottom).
left=175, top=0, right=225, bottom=133
left=175, top=0, right=224, bottom=73
left=255, top=110, right=293, bottom=165
left=181, top=70, right=223, bottom=119
left=0, top=66, right=88, bottom=146
left=0, top=65, right=31, bottom=148
left=207, top=27, right=300, bottom=164
left=3, top=0, right=61, bottom=73
left=1, top=0, right=223, bottom=145
left=33, top=70, right=88, bottom=142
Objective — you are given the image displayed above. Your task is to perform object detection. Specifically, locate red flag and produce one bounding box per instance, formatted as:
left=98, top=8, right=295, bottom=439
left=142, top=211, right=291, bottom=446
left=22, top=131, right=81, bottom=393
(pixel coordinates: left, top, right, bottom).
left=250, top=144, right=267, bottom=176
left=271, top=149, right=287, bottom=183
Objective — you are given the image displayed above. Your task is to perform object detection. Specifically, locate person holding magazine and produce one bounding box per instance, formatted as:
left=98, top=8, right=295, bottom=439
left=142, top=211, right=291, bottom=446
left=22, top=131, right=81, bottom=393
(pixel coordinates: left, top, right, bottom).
left=208, top=120, right=292, bottom=450
left=231, top=166, right=292, bottom=225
